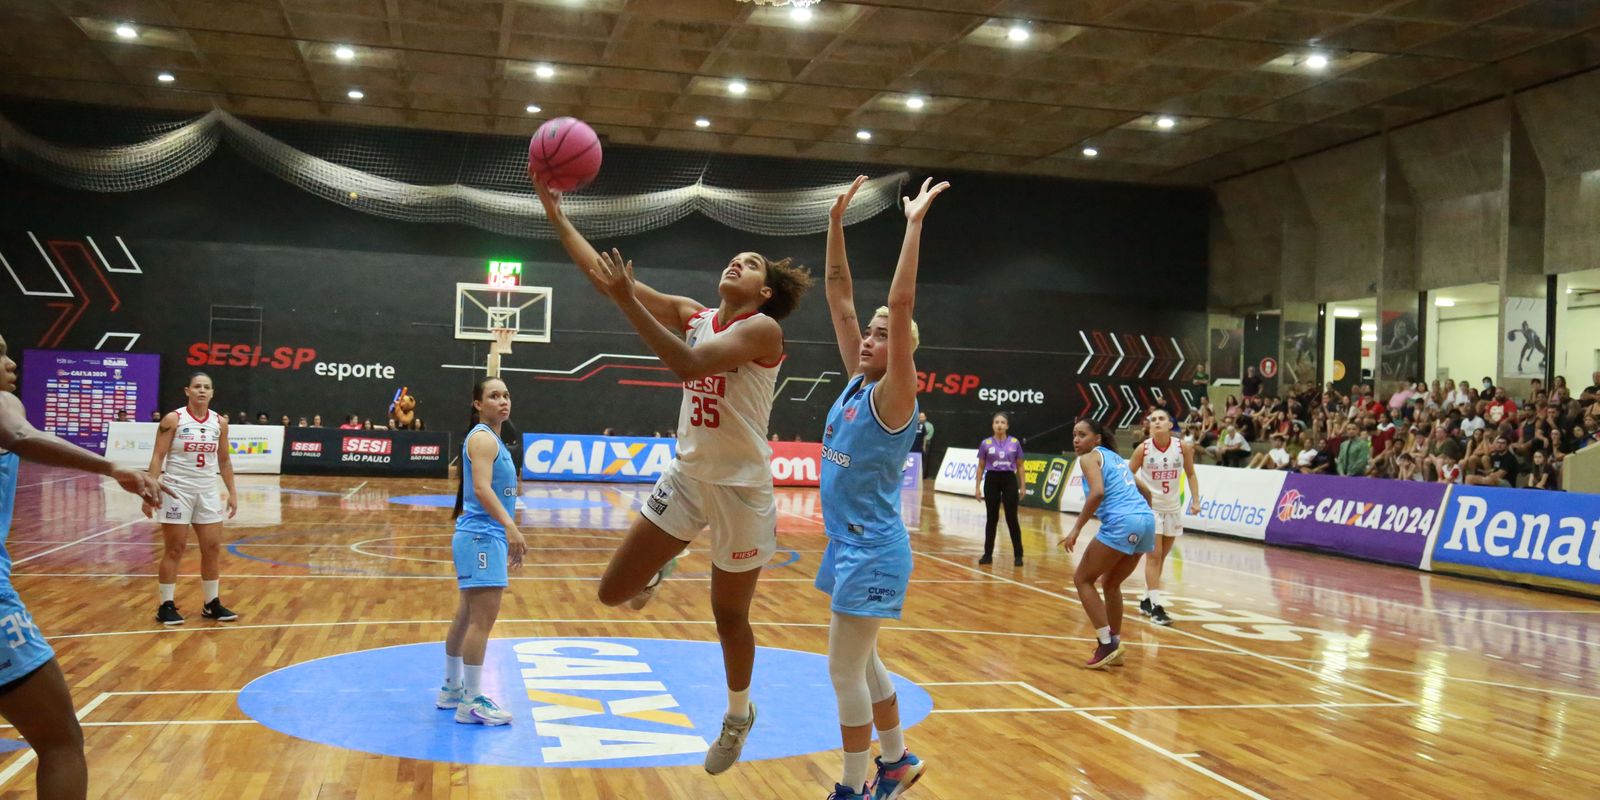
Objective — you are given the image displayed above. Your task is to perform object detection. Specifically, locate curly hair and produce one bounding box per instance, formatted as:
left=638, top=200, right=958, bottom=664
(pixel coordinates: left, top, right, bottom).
left=757, top=255, right=813, bottom=321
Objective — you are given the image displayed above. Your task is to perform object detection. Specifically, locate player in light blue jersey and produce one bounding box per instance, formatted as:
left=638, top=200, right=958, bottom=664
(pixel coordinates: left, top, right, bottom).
left=1063, top=418, right=1156, bottom=669
left=815, top=175, right=948, bottom=800
left=0, top=332, right=167, bottom=799
left=437, top=377, right=527, bottom=726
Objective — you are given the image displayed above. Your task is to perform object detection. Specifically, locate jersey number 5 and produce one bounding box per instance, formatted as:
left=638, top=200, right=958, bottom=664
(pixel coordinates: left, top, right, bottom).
left=690, top=396, right=721, bottom=428
left=1161, top=480, right=1171, bottom=493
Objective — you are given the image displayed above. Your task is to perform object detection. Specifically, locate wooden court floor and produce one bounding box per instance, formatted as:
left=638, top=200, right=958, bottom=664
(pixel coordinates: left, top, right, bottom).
left=3, top=464, right=1597, bottom=799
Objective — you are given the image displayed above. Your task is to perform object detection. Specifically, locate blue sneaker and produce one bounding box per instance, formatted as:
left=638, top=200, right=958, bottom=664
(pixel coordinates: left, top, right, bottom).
left=828, top=783, right=869, bottom=799
left=872, top=751, right=925, bottom=799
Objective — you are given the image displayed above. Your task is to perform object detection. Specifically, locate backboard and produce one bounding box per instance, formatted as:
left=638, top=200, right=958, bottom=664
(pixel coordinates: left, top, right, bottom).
left=455, top=283, right=552, bottom=344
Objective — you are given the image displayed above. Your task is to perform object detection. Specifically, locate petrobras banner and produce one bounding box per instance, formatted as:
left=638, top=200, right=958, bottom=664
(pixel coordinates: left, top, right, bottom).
left=1265, top=474, right=1445, bottom=568
left=1181, top=464, right=1281, bottom=540
left=1020, top=452, right=1074, bottom=510
left=106, top=422, right=285, bottom=474
left=522, top=434, right=677, bottom=483
left=933, top=447, right=980, bottom=495
left=1428, top=485, right=1600, bottom=596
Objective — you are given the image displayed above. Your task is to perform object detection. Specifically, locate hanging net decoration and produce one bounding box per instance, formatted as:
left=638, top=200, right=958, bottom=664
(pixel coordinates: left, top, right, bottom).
left=0, top=107, right=903, bottom=240
left=736, top=1, right=822, bottom=6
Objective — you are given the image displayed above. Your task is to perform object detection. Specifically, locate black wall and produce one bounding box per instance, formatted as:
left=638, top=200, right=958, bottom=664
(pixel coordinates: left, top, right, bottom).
left=1, top=101, right=1209, bottom=455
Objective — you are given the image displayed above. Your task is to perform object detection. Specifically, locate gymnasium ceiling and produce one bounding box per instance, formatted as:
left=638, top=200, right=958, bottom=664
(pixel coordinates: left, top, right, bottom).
left=3, top=0, right=1600, bottom=186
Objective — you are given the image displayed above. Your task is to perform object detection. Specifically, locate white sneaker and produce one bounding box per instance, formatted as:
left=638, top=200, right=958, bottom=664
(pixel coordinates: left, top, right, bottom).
left=436, top=684, right=465, bottom=709
left=629, top=557, right=677, bottom=611
left=703, top=702, right=757, bottom=775
left=455, top=695, right=513, bottom=726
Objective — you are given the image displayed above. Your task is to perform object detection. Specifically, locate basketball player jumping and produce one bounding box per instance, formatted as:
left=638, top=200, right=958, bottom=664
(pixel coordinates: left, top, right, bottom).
left=536, top=179, right=813, bottom=775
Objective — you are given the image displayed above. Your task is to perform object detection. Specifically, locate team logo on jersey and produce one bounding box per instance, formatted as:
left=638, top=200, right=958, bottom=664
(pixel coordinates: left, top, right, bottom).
left=1127, top=533, right=1139, bottom=545
left=682, top=376, right=726, bottom=397
left=647, top=485, right=671, bottom=516
left=843, top=406, right=858, bottom=423
left=730, top=548, right=758, bottom=560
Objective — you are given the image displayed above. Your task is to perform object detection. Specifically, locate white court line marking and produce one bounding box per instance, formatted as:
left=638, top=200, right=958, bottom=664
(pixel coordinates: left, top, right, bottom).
left=931, top=701, right=1412, bottom=715
left=1, top=721, right=255, bottom=729
left=0, top=692, right=109, bottom=791
left=1521, top=662, right=1540, bottom=668
left=1484, top=653, right=1503, bottom=660
left=1562, top=673, right=1582, bottom=680
left=342, top=481, right=369, bottom=500
left=15, top=474, right=94, bottom=489
left=1182, top=559, right=1599, bottom=646
left=1019, top=682, right=1271, bottom=800
left=11, top=518, right=146, bottom=566
left=916, top=551, right=1411, bottom=705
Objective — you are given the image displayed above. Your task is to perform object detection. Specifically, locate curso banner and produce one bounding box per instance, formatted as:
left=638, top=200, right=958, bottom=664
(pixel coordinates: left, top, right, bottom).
left=933, top=448, right=980, bottom=495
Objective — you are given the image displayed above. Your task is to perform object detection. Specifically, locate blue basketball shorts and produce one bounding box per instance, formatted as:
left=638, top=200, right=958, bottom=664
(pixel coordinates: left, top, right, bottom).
left=0, top=584, right=54, bottom=690
left=814, top=538, right=914, bottom=620
left=1095, top=512, right=1157, bottom=556
left=452, top=531, right=509, bottom=590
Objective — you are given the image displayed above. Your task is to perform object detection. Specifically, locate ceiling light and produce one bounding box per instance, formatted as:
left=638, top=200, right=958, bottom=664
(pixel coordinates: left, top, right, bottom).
left=1361, top=323, right=1377, bottom=332
left=156, top=72, right=175, bottom=83
left=1082, top=147, right=1098, bottom=157
left=728, top=80, right=748, bottom=95
left=694, top=118, right=711, bottom=128
left=1007, top=24, right=1030, bottom=43
left=905, top=95, right=925, bottom=110
left=790, top=7, right=813, bottom=22
left=525, top=104, right=541, bottom=113
left=856, top=130, right=872, bottom=141
left=534, top=63, right=555, bottom=79
left=1362, top=333, right=1378, bottom=342
left=334, top=45, right=355, bottom=61
left=1434, top=298, right=1455, bottom=307
left=1156, top=116, right=1177, bottom=129
left=347, top=89, right=364, bottom=100
left=1305, top=53, right=1329, bottom=70
left=1333, top=308, right=1361, bottom=318
left=115, top=24, right=137, bottom=39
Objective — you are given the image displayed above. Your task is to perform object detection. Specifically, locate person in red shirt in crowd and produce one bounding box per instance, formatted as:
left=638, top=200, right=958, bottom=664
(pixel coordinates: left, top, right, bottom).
left=1371, top=412, right=1397, bottom=457
left=1486, top=387, right=1517, bottom=427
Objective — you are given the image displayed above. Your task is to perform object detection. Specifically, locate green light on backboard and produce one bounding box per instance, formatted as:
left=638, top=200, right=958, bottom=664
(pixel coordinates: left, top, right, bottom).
left=487, top=260, right=523, bottom=288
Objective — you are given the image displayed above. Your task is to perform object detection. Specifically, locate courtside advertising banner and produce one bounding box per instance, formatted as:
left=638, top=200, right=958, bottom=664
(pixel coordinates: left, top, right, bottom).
left=21, top=350, right=161, bottom=453
left=1429, top=485, right=1600, bottom=596
left=106, top=422, right=285, bottom=474
left=769, top=441, right=822, bottom=487
left=522, top=434, right=677, bottom=483
left=1179, top=464, right=1282, bottom=541
left=1265, top=475, right=1444, bottom=567
left=933, top=447, right=979, bottom=495
left=1020, top=452, right=1074, bottom=510
left=283, top=427, right=449, bottom=478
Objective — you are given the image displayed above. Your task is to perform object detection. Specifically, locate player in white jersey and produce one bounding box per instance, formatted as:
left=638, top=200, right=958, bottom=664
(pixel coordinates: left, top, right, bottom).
left=1126, top=408, right=1200, bottom=626
left=537, top=179, right=814, bottom=776
left=146, top=372, right=240, bottom=625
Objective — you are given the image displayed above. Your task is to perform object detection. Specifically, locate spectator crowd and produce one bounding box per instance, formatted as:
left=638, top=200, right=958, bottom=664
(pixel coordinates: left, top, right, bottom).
left=1151, top=370, right=1600, bottom=491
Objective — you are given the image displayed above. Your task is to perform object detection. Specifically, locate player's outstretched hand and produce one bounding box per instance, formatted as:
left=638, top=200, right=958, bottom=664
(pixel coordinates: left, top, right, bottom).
left=903, top=177, right=950, bottom=224
left=590, top=248, right=637, bottom=306
left=830, top=175, right=867, bottom=222
left=113, top=467, right=172, bottom=506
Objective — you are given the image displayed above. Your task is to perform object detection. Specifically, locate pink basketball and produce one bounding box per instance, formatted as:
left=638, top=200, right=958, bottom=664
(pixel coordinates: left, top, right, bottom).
left=528, top=117, right=602, bottom=192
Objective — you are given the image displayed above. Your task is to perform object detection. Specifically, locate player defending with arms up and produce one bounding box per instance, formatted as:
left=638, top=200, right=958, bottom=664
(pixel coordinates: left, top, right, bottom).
left=536, top=178, right=813, bottom=775
left=815, top=176, right=947, bottom=800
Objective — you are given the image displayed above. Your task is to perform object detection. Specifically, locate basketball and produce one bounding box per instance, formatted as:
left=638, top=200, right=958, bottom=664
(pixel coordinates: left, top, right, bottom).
left=1507, top=331, right=1518, bottom=341
left=527, top=116, right=602, bottom=192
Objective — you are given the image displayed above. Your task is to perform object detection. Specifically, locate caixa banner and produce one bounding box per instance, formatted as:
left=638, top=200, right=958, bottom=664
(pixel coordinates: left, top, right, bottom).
left=523, top=434, right=678, bottom=483
left=1266, top=474, right=1446, bottom=568
left=1428, top=485, right=1600, bottom=596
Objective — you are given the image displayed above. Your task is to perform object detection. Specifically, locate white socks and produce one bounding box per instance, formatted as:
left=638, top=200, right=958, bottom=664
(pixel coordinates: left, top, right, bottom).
left=1147, top=589, right=1163, bottom=606
left=1096, top=625, right=1113, bottom=645
left=445, top=655, right=464, bottom=690
left=878, top=724, right=905, bottom=763
left=159, top=583, right=175, bottom=603
left=202, top=580, right=219, bottom=603
left=727, top=688, right=751, bottom=720
left=464, top=664, right=483, bottom=699
left=842, top=749, right=871, bottom=793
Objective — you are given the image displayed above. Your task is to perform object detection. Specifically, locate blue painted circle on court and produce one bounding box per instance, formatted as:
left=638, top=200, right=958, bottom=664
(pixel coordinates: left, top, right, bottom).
left=238, top=637, right=931, bottom=769
left=0, top=739, right=27, bottom=754
left=388, top=494, right=608, bottom=510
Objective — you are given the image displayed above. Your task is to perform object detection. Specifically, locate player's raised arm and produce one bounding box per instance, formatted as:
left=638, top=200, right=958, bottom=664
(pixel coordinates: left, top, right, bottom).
left=0, top=389, right=165, bottom=505
left=825, top=176, right=867, bottom=375
left=534, top=178, right=704, bottom=331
